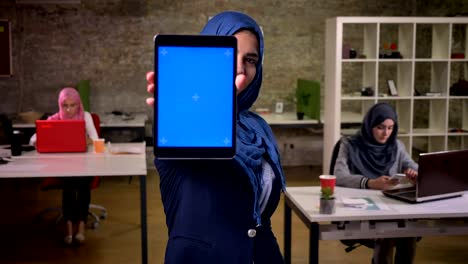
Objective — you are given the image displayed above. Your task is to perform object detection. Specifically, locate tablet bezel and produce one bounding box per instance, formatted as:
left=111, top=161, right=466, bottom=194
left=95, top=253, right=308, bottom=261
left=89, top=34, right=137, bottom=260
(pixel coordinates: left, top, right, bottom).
left=153, top=34, right=237, bottom=159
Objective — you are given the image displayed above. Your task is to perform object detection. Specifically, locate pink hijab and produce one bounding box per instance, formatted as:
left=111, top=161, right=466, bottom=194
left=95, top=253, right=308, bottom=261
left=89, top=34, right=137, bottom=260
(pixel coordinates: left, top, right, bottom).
left=47, top=87, right=85, bottom=120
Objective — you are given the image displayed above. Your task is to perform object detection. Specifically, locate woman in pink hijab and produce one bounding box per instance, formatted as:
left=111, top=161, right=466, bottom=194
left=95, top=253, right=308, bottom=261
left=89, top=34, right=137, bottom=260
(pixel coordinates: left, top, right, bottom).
left=30, top=87, right=98, bottom=245
left=29, top=87, right=98, bottom=144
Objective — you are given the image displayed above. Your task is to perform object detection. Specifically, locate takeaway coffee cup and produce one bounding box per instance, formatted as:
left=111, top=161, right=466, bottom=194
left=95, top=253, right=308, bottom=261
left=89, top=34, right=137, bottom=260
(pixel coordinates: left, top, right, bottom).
left=319, top=175, right=336, bottom=193
left=93, top=138, right=105, bottom=153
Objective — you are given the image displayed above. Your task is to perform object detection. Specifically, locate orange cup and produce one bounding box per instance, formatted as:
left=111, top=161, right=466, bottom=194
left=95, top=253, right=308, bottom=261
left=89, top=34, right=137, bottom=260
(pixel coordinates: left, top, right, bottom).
left=319, top=175, right=336, bottom=193
left=93, top=138, right=105, bottom=153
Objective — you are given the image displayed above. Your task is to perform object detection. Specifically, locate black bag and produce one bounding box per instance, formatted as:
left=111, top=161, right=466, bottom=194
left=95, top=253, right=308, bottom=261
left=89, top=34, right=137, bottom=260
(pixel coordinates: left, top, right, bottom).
left=450, top=78, right=468, bottom=96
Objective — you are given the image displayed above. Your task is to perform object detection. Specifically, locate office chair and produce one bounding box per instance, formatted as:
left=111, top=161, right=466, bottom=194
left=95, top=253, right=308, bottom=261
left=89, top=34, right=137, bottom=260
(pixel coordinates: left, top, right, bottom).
left=36, top=113, right=107, bottom=229
left=0, top=114, right=13, bottom=145
left=329, top=138, right=342, bottom=175
left=329, top=138, right=375, bottom=253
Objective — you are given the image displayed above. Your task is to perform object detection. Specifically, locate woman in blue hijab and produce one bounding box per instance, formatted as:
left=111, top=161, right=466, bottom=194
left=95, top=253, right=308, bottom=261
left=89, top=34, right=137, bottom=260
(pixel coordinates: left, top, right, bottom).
left=334, top=102, right=418, bottom=263
left=146, top=11, right=285, bottom=263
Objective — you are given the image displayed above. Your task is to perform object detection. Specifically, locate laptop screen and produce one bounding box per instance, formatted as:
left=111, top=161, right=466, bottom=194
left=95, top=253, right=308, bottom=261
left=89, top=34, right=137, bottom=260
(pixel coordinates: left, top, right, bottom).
left=35, top=120, right=87, bottom=153
left=417, top=149, right=468, bottom=198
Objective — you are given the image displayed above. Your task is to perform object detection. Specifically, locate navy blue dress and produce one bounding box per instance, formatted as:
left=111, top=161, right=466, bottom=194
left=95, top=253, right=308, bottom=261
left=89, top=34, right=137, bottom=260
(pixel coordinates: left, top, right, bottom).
left=156, top=159, right=283, bottom=264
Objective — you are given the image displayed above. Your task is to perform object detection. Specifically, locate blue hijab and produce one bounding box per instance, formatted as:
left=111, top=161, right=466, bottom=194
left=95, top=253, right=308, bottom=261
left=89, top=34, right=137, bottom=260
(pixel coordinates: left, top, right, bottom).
left=201, top=11, right=285, bottom=225
left=348, top=103, right=398, bottom=179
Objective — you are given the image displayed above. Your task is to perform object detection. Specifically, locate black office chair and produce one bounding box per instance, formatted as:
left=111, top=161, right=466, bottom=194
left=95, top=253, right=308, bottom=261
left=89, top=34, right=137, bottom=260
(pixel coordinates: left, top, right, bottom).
left=329, top=138, right=375, bottom=253
left=0, top=113, right=15, bottom=146
left=329, top=138, right=342, bottom=175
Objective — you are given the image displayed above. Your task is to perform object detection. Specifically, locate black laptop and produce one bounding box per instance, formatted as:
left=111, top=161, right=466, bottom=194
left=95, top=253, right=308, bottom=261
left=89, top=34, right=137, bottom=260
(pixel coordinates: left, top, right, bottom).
left=383, top=149, right=468, bottom=203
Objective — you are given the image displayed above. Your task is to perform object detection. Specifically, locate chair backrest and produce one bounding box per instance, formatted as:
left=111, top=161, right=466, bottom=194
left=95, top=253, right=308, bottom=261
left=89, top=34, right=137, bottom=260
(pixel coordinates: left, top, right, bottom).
left=40, top=177, right=64, bottom=190
left=0, top=114, right=12, bottom=145
left=296, top=79, right=321, bottom=122
left=90, top=113, right=101, bottom=138
left=329, top=139, right=342, bottom=175
left=90, top=113, right=102, bottom=190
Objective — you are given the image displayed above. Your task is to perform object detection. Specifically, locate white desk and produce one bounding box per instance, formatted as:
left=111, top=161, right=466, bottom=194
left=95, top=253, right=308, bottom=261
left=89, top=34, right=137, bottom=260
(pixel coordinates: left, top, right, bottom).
left=284, top=186, right=468, bottom=264
left=259, top=112, right=321, bottom=128
left=258, top=111, right=362, bottom=128
left=100, top=113, right=147, bottom=142
left=99, top=112, right=147, bottom=128
left=0, top=143, right=149, bottom=264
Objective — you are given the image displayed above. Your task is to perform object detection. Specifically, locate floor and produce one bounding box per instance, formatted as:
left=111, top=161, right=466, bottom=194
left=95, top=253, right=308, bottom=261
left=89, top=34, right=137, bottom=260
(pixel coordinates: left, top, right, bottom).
left=1, top=166, right=467, bottom=264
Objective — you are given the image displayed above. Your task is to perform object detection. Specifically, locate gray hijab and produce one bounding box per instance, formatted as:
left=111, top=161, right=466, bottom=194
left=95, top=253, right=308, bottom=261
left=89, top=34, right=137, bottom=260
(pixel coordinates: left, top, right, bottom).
left=348, top=103, right=398, bottom=179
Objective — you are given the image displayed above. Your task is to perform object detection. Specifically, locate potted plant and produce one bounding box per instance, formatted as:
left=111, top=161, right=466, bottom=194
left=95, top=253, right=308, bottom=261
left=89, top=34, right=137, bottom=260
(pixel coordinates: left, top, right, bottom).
left=294, top=88, right=305, bottom=120
left=319, top=186, right=335, bottom=214
left=284, top=92, right=297, bottom=114
left=285, top=88, right=304, bottom=120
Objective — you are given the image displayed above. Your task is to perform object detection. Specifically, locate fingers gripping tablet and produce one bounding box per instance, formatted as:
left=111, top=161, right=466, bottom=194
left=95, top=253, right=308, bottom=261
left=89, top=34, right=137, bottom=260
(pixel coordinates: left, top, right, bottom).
left=153, top=35, right=237, bottom=159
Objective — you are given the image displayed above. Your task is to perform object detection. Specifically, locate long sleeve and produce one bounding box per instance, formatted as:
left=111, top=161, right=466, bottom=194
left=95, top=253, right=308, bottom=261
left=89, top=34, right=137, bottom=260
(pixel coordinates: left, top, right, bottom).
left=84, top=112, right=98, bottom=140
left=386, top=141, right=418, bottom=176
left=29, top=133, right=37, bottom=146
left=396, top=141, right=418, bottom=172
left=334, top=138, right=369, bottom=189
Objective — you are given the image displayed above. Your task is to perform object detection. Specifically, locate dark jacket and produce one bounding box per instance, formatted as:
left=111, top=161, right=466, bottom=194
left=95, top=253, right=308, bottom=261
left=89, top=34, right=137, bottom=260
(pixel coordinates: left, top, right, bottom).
left=155, top=159, right=283, bottom=264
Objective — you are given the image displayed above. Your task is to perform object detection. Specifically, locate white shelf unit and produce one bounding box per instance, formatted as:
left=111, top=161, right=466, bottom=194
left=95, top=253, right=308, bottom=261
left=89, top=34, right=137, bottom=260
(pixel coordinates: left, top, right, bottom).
left=324, top=17, right=468, bottom=174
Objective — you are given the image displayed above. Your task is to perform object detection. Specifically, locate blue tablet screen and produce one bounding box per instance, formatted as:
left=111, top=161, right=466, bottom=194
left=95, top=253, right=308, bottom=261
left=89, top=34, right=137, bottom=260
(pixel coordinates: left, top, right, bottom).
left=157, top=46, right=235, bottom=148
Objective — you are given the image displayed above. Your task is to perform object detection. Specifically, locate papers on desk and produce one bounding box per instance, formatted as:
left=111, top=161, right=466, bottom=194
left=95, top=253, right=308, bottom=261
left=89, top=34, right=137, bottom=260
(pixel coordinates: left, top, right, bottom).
left=342, top=197, right=388, bottom=210
left=108, top=142, right=145, bottom=154
left=342, top=198, right=368, bottom=209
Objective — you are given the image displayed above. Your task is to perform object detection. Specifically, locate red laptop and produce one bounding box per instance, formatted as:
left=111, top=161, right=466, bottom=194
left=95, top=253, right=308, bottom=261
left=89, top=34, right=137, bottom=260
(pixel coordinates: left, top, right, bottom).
left=35, top=120, right=87, bottom=153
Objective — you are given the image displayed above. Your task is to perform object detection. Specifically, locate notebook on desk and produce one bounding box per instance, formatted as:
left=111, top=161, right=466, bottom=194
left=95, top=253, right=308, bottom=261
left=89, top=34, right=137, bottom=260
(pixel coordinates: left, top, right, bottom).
left=35, top=120, right=87, bottom=153
left=382, top=149, right=468, bottom=203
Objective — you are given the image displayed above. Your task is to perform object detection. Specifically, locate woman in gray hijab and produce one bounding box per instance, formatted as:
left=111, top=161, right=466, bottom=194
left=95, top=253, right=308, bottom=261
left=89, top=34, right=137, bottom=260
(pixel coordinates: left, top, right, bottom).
left=334, top=102, right=418, bottom=264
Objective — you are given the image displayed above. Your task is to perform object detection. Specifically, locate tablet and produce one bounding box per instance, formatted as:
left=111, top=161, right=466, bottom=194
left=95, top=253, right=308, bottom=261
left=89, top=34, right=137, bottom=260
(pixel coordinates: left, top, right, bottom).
left=389, top=173, right=406, bottom=182
left=153, top=34, right=237, bottom=159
